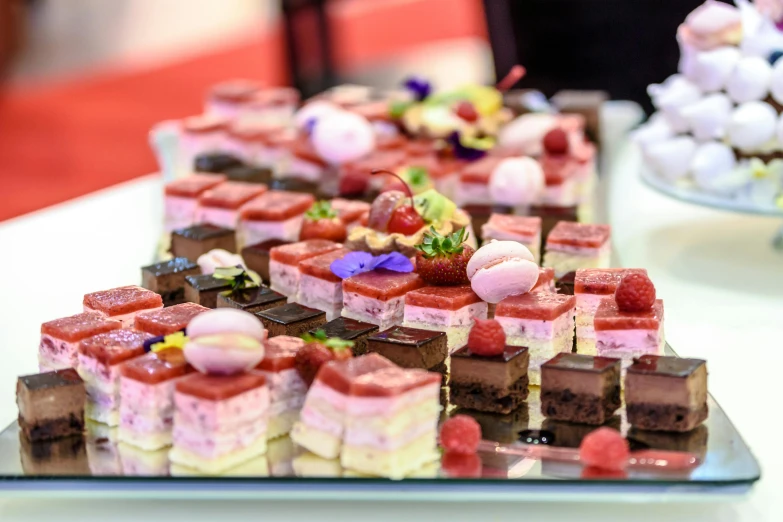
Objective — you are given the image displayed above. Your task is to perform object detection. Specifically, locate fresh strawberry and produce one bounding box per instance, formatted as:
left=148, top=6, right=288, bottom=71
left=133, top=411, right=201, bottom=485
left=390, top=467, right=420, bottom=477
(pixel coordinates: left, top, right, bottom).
left=294, top=329, right=354, bottom=385
left=466, top=319, right=506, bottom=356
left=615, top=273, right=656, bottom=313
left=414, top=227, right=474, bottom=285
left=300, top=201, right=348, bottom=242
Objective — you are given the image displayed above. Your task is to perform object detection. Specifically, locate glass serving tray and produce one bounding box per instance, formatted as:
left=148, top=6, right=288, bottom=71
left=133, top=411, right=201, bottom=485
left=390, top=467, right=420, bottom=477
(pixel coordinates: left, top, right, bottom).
left=0, top=343, right=760, bottom=501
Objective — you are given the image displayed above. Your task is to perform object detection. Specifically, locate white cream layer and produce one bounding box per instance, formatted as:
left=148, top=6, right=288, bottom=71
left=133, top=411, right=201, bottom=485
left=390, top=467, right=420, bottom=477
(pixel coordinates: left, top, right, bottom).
left=295, top=274, right=343, bottom=320
left=165, top=195, right=199, bottom=232
left=543, top=243, right=611, bottom=278
left=342, top=292, right=406, bottom=331
left=193, top=206, right=240, bottom=229
left=269, top=260, right=300, bottom=297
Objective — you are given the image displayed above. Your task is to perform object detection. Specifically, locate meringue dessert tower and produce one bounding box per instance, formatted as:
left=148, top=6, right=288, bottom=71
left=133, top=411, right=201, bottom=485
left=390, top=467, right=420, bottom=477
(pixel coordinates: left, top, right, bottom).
left=634, top=0, right=783, bottom=210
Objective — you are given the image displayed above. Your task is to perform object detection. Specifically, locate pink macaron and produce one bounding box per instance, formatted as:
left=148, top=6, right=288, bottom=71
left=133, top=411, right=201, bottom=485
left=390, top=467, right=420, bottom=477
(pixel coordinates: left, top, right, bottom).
left=184, top=309, right=265, bottom=375
left=466, top=240, right=539, bottom=303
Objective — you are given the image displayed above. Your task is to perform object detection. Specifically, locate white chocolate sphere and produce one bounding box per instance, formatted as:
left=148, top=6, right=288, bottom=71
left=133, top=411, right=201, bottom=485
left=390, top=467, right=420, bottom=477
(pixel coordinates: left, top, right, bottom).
left=311, top=110, right=376, bottom=165
left=488, top=157, right=545, bottom=207
left=726, top=56, right=772, bottom=103
left=727, top=101, right=777, bottom=151
left=681, top=93, right=732, bottom=141
left=692, top=46, right=741, bottom=92
left=644, top=136, right=697, bottom=182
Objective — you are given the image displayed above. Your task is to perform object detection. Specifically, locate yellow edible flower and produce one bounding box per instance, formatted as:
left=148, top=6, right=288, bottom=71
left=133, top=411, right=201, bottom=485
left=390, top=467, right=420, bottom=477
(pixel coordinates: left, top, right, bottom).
left=151, top=331, right=188, bottom=352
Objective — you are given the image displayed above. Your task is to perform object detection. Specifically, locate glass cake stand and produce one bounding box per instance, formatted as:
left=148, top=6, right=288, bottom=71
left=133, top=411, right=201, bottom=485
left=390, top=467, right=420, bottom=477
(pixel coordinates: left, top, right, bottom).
left=640, top=169, right=783, bottom=250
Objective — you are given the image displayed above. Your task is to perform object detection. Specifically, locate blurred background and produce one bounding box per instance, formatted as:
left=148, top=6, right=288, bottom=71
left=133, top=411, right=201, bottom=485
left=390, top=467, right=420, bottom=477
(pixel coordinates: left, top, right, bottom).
left=0, top=0, right=695, bottom=223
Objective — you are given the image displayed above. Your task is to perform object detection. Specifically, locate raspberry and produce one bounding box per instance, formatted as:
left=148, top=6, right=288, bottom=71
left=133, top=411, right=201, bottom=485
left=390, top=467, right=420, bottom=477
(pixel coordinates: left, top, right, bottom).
left=579, top=427, right=630, bottom=471
left=615, top=273, right=656, bottom=313
left=441, top=452, right=482, bottom=478
left=439, top=414, right=482, bottom=454
left=467, top=319, right=506, bottom=356
left=294, top=343, right=333, bottom=386
left=454, top=101, right=479, bottom=123
left=543, top=128, right=569, bottom=155
left=580, top=466, right=628, bottom=480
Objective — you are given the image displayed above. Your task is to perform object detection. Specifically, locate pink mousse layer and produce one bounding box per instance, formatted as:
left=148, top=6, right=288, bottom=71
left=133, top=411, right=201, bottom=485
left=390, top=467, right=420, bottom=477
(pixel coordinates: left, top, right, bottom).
left=254, top=368, right=307, bottom=402
left=173, top=416, right=268, bottom=459
left=344, top=421, right=435, bottom=451
left=495, top=314, right=574, bottom=340
left=346, top=383, right=440, bottom=417
left=119, top=378, right=178, bottom=434
left=174, top=384, right=269, bottom=431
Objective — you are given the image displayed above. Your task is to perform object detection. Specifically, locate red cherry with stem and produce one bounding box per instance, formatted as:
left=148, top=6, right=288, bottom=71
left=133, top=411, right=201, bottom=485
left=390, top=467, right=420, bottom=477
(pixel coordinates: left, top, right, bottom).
left=455, top=101, right=479, bottom=122
left=371, top=169, right=425, bottom=235
left=496, top=65, right=527, bottom=92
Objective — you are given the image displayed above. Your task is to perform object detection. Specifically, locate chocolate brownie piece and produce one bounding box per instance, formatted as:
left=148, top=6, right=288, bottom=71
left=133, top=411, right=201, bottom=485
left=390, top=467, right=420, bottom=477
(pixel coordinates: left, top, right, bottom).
left=216, top=286, right=286, bottom=314
left=171, top=224, right=237, bottom=262
left=366, top=326, right=447, bottom=370
left=242, top=239, right=291, bottom=284
left=19, top=434, right=90, bottom=475
left=450, top=375, right=529, bottom=414
left=184, top=274, right=232, bottom=308
left=540, top=353, right=621, bottom=425
left=624, top=355, right=708, bottom=432
left=17, top=369, right=86, bottom=442
left=313, top=317, right=379, bottom=356
left=141, top=257, right=201, bottom=306
left=257, top=303, right=327, bottom=337
left=449, top=346, right=530, bottom=413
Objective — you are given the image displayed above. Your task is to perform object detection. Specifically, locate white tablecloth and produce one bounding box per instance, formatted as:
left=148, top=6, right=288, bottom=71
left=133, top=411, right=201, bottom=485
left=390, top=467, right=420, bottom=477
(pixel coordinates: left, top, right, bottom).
left=0, top=103, right=780, bottom=521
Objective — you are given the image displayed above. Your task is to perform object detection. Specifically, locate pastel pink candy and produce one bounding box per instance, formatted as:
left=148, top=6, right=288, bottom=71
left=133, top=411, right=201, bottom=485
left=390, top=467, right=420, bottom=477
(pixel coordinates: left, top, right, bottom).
left=467, top=240, right=538, bottom=304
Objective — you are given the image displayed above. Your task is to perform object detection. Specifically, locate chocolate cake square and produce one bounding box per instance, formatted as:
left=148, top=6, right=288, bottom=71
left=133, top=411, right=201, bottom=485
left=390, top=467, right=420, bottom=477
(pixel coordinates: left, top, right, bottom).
left=19, top=434, right=90, bottom=475
left=216, top=286, right=287, bottom=314
left=184, top=274, right=233, bottom=308
left=242, top=239, right=291, bottom=284
left=269, top=177, right=320, bottom=196
left=367, top=326, right=447, bottom=372
left=257, top=303, right=327, bottom=337
left=624, top=355, right=708, bottom=432
left=312, top=317, right=379, bottom=356
left=540, top=353, right=621, bottom=425
left=455, top=405, right=530, bottom=444
left=223, top=165, right=272, bottom=185
left=141, top=257, right=201, bottom=306
left=171, top=224, right=237, bottom=262
left=17, top=369, right=86, bottom=442
left=194, top=152, right=244, bottom=173
left=450, top=345, right=530, bottom=414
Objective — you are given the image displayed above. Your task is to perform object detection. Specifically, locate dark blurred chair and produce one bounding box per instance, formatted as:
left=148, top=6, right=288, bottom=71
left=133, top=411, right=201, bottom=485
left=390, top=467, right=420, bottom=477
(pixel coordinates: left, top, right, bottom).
left=483, top=0, right=703, bottom=113
left=281, top=0, right=337, bottom=99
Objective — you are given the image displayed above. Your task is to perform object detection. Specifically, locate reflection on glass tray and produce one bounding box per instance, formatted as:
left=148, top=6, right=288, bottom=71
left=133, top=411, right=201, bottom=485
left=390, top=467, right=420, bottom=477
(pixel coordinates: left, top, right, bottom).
left=0, top=345, right=760, bottom=501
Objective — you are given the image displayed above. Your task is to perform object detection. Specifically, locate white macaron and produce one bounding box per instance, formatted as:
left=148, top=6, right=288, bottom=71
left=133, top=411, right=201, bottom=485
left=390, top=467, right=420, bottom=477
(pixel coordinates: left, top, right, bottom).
left=466, top=240, right=539, bottom=304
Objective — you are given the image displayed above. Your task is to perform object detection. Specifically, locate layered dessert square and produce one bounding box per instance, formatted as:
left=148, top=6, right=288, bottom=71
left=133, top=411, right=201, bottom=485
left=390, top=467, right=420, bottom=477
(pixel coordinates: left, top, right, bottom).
left=217, top=286, right=287, bottom=314
left=540, top=353, right=621, bottom=425
left=118, top=348, right=194, bottom=450
left=241, top=239, right=290, bottom=284
left=39, top=313, right=121, bottom=371
left=542, top=222, right=611, bottom=278
left=194, top=181, right=267, bottom=229
left=295, top=247, right=352, bottom=320
left=169, top=372, right=269, bottom=474
left=164, top=173, right=226, bottom=232
left=171, top=224, right=237, bottom=262
left=574, top=268, right=648, bottom=355
left=341, top=367, right=441, bottom=478
left=239, top=190, right=315, bottom=246
left=481, top=215, right=543, bottom=263
left=17, top=369, right=86, bottom=441
left=403, top=285, right=487, bottom=353
left=77, top=329, right=154, bottom=426
left=257, top=302, right=327, bottom=337
left=141, top=257, right=201, bottom=306
left=342, top=270, right=424, bottom=331
left=366, top=326, right=447, bottom=376
left=269, top=239, right=342, bottom=297
left=83, top=285, right=163, bottom=328
left=450, top=345, right=529, bottom=414
left=134, top=302, right=209, bottom=336
left=313, top=317, right=379, bottom=356
left=625, top=355, right=708, bottom=432
left=254, top=335, right=307, bottom=438
left=589, top=299, right=665, bottom=364
left=290, top=353, right=396, bottom=459
left=455, top=156, right=503, bottom=206
left=495, top=293, right=576, bottom=385
left=118, top=442, right=170, bottom=476
left=184, top=274, right=233, bottom=308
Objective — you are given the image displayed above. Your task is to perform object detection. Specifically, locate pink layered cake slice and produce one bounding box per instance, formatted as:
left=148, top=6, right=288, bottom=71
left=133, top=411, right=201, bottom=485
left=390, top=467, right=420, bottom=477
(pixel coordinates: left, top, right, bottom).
left=403, top=285, right=488, bottom=353
left=540, top=154, right=581, bottom=206
left=225, top=120, right=286, bottom=168
left=455, top=156, right=503, bottom=206
left=532, top=267, right=556, bottom=293
left=83, top=285, right=163, bottom=328
left=590, top=299, right=665, bottom=366
left=495, top=293, right=576, bottom=385
left=342, top=367, right=441, bottom=478
left=239, top=190, right=316, bottom=245
left=481, top=214, right=543, bottom=263
left=331, top=198, right=371, bottom=230
left=342, top=270, right=425, bottom=331
left=78, top=329, right=154, bottom=426
left=295, top=247, right=352, bottom=320
left=194, top=181, right=267, bottom=229
left=574, top=268, right=648, bottom=355
left=169, top=372, right=270, bottom=474
left=254, top=335, right=307, bottom=438
left=543, top=222, right=611, bottom=278
left=290, top=353, right=396, bottom=459
left=39, top=313, right=122, bottom=371
left=118, top=348, right=194, bottom=450
left=134, top=302, right=209, bottom=336
left=179, top=114, right=230, bottom=169
left=269, top=239, right=342, bottom=298
left=164, top=173, right=227, bottom=232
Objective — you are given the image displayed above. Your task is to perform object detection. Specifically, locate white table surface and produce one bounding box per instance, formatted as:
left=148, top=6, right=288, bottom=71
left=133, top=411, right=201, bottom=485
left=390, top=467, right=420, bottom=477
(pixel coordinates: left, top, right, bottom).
left=0, top=105, right=781, bottom=521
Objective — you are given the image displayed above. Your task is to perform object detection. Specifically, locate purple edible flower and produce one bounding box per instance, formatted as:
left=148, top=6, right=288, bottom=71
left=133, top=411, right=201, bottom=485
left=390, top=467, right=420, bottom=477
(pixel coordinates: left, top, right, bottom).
left=403, top=76, right=432, bottom=101
left=330, top=251, right=414, bottom=279
left=304, top=117, right=318, bottom=136
left=448, top=131, right=488, bottom=161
